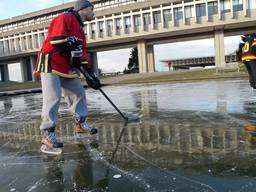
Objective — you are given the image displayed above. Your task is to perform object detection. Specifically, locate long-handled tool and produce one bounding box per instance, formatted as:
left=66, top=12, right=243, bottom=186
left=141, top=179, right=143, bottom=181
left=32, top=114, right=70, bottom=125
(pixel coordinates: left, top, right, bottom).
left=79, top=66, right=130, bottom=122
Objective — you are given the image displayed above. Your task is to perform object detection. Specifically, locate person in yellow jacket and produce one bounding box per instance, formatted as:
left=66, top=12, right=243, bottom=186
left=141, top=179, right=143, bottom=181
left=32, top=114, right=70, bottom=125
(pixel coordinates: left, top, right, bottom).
left=238, top=34, right=256, bottom=136
left=239, top=33, right=256, bottom=89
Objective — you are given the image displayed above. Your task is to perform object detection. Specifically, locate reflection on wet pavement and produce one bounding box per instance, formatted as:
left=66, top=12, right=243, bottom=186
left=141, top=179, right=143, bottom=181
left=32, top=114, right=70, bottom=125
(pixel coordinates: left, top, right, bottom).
left=1, top=80, right=256, bottom=191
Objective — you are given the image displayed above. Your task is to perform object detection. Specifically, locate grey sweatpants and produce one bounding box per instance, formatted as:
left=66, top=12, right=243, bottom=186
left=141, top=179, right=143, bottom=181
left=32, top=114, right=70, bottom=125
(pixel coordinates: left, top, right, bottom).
left=40, top=73, right=88, bottom=130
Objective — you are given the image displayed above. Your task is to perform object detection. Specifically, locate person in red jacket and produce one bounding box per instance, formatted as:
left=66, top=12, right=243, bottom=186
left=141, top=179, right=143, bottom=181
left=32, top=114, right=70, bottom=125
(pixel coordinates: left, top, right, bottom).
left=34, top=0, right=101, bottom=154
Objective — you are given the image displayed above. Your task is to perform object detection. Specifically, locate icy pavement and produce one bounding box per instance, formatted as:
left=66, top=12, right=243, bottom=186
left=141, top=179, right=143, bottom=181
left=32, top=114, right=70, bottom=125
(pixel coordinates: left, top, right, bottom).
left=1, top=80, right=256, bottom=191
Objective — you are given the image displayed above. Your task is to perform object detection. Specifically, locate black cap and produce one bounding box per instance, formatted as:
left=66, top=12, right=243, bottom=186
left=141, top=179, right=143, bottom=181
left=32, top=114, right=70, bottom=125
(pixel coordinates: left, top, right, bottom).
left=74, top=0, right=93, bottom=11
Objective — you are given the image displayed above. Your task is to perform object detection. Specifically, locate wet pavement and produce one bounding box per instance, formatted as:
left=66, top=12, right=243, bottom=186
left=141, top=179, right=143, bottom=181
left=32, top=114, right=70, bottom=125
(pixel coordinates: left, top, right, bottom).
left=1, top=80, right=256, bottom=192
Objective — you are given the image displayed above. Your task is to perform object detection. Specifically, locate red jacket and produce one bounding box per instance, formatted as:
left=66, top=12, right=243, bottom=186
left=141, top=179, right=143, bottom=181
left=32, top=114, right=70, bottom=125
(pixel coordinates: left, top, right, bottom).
left=34, top=10, right=89, bottom=78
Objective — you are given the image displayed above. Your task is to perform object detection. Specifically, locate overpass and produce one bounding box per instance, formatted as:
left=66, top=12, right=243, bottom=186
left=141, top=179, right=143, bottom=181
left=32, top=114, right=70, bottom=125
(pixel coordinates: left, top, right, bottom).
left=0, top=0, right=256, bottom=82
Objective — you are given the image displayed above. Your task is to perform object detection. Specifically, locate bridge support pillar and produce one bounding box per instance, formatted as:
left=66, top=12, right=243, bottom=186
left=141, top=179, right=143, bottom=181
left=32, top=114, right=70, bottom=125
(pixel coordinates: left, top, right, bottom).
left=20, top=57, right=33, bottom=82
left=137, top=40, right=155, bottom=73
left=30, top=56, right=37, bottom=81
left=214, top=29, right=226, bottom=68
left=0, top=65, right=10, bottom=82
left=88, top=52, right=99, bottom=76
left=147, top=44, right=155, bottom=72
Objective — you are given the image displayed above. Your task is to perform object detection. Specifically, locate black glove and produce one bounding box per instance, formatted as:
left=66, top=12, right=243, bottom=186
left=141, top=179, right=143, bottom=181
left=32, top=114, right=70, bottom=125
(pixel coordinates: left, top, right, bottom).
left=67, top=36, right=82, bottom=51
left=82, top=65, right=101, bottom=90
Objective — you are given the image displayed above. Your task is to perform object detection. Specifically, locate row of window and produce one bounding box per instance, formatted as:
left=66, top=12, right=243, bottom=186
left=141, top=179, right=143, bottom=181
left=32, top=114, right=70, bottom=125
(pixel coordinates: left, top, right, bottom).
left=83, top=0, right=246, bottom=38
left=172, top=54, right=237, bottom=65
left=0, top=14, right=58, bottom=33
left=94, top=0, right=145, bottom=11
left=1, top=0, right=255, bottom=34
left=0, top=33, right=46, bottom=53
left=0, top=0, right=144, bottom=33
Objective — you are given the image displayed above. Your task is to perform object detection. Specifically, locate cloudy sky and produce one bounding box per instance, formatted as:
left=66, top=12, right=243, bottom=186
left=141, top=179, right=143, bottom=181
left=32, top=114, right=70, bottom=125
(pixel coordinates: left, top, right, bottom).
left=0, top=0, right=240, bottom=80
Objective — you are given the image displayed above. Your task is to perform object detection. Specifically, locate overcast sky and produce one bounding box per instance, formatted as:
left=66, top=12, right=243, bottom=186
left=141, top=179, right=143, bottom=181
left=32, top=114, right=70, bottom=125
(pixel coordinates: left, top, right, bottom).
left=0, top=0, right=240, bottom=80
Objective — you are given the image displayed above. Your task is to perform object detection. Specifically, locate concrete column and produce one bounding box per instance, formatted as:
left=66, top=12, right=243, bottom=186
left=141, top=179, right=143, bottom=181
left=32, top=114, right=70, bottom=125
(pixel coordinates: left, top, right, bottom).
left=137, top=40, right=148, bottom=73
left=21, top=37, right=26, bottom=51
left=171, top=3, right=175, bottom=26
left=112, top=14, right=116, bottom=35
left=230, top=0, right=234, bottom=18
left=214, top=29, right=226, bottom=68
left=20, top=58, right=28, bottom=82
left=137, top=40, right=155, bottom=73
left=147, top=44, right=155, bottom=72
left=95, top=19, right=99, bottom=39
left=31, top=34, right=36, bottom=49
left=0, top=65, right=10, bottom=82
left=206, top=0, right=209, bottom=21
left=104, top=16, right=108, bottom=37
left=37, top=32, right=43, bottom=47
left=88, top=52, right=99, bottom=76
left=218, top=0, right=221, bottom=19
left=14, top=37, right=19, bottom=52
left=9, top=39, right=14, bottom=53
left=160, top=5, right=164, bottom=28
left=140, top=9, right=144, bottom=31
left=0, top=41, right=4, bottom=54
left=182, top=1, right=186, bottom=25
left=130, top=11, right=135, bottom=32
left=150, top=7, right=154, bottom=30
left=20, top=57, right=33, bottom=82
left=3, top=40, right=8, bottom=54
left=25, top=35, right=29, bottom=50
left=30, top=56, right=37, bottom=81
left=193, top=0, right=197, bottom=23
left=121, top=12, right=125, bottom=35
left=8, top=39, right=12, bottom=53
left=243, top=0, right=247, bottom=16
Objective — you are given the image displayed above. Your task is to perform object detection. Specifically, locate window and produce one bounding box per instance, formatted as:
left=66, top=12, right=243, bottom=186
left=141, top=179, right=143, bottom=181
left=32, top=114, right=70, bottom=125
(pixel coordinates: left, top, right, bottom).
left=115, top=18, right=122, bottom=29
left=98, top=21, right=104, bottom=38
left=98, top=21, right=104, bottom=32
left=220, top=0, right=231, bottom=13
left=163, top=9, right=172, bottom=22
left=153, top=11, right=161, bottom=24
left=233, top=0, right=243, bottom=11
left=134, top=15, right=141, bottom=26
left=208, top=1, right=218, bottom=15
left=247, top=0, right=256, bottom=9
left=124, top=16, right=131, bottom=28
left=106, top=20, right=113, bottom=36
left=143, top=13, right=151, bottom=25
left=185, top=6, right=193, bottom=18
left=174, top=7, right=183, bottom=20
left=196, top=3, right=206, bottom=17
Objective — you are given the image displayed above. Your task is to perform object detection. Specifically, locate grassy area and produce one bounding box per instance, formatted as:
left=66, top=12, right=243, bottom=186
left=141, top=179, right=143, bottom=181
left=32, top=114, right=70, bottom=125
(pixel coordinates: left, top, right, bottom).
left=118, top=68, right=248, bottom=84
left=0, top=81, right=41, bottom=92
left=0, top=67, right=248, bottom=92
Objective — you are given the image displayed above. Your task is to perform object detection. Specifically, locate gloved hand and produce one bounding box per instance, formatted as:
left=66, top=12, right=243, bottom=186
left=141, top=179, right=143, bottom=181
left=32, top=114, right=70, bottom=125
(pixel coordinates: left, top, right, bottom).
left=70, top=47, right=82, bottom=68
left=67, top=36, right=82, bottom=50
left=82, top=65, right=101, bottom=90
